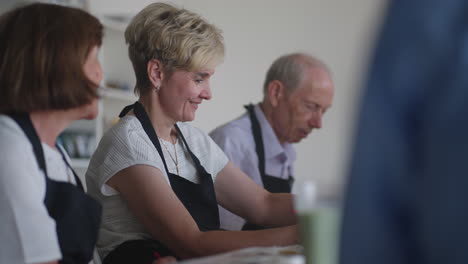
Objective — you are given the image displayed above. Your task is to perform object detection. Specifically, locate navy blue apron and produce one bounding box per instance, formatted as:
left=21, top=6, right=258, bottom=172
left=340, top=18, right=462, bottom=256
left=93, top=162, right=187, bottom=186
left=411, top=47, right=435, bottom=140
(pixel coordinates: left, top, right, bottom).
left=9, top=113, right=102, bottom=264
left=242, top=104, right=294, bottom=230
left=103, top=102, right=220, bottom=264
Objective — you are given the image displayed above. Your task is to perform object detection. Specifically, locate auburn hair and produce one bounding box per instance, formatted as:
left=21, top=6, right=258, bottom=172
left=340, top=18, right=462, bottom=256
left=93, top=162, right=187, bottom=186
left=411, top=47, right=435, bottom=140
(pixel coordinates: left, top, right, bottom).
left=0, top=3, right=103, bottom=113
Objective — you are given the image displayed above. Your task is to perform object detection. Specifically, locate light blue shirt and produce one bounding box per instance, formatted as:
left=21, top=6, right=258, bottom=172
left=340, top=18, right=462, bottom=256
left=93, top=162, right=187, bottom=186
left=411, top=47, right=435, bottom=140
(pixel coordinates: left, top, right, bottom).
left=210, top=103, right=296, bottom=230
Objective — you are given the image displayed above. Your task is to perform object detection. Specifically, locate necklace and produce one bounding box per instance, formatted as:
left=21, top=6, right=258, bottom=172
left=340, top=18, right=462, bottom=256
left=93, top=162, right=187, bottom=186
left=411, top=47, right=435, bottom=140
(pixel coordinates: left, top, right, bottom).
left=159, top=137, right=180, bottom=175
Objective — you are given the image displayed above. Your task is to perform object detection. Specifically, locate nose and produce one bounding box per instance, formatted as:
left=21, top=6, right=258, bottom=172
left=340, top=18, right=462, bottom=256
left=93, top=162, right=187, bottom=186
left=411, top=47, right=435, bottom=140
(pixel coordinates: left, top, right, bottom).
left=308, top=111, right=322, bottom=129
left=200, top=83, right=212, bottom=100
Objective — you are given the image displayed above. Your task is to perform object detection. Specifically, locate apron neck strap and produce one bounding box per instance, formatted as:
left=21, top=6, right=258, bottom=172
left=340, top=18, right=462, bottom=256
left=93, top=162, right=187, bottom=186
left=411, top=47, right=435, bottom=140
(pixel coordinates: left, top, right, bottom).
left=121, top=102, right=210, bottom=178
left=55, top=145, right=84, bottom=190
left=9, top=113, right=85, bottom=190
left=174, top=125, right=209, bottom=176
left=244, top=104, right=266, bottom=176
left=8, top=113, right=48, bottom=177
left=131, top=101, right=171, bottom=175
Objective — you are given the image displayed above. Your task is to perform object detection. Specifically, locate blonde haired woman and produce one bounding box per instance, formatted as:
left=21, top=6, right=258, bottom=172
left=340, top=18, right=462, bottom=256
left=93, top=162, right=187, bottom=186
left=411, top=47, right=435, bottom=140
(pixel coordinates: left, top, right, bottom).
left=86, top=3, right=298, bottom=263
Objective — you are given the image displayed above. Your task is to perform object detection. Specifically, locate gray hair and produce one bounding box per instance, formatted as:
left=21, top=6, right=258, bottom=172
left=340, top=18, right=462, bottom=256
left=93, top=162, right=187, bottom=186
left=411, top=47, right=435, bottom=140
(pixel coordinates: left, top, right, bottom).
left=263, top=53, right=330, bottom=95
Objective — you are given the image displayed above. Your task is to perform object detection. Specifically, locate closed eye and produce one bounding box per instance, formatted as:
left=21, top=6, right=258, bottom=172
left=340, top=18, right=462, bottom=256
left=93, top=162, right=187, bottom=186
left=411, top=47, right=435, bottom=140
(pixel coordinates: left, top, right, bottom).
left=305, top=102, right=319, bottom=112
left=193, top=72, right=211, bottom=85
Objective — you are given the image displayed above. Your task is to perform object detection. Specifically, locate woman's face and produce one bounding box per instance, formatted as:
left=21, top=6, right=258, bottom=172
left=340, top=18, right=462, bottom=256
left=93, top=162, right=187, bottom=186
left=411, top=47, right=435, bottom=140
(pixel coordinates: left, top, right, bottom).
left=159, top=68, right=214, bottom=123
left=83, top=46, right=103, bottom=85
left=81, top=45, right=103, bottom=120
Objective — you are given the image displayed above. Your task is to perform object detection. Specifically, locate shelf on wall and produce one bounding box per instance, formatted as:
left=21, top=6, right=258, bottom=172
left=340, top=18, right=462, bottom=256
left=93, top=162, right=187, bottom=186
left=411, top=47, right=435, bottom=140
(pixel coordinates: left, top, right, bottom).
left=71, top=158, right=90, bottom=169
left=65, top=119, right=96, bottom=133
left=103, top=87, right=137, bottom=102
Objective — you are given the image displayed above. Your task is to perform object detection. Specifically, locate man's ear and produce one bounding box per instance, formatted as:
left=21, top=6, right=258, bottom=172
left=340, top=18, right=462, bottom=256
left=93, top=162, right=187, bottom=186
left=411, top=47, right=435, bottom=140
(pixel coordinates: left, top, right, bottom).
left=267, top=80, right=286, bottom=107
left=147, top=59, right=165, bottom=88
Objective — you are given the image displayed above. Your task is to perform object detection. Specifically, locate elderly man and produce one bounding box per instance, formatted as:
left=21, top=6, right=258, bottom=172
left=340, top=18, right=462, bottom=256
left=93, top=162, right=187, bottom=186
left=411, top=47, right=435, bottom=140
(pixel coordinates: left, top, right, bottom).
left=210, top=53, right=335, bottom=230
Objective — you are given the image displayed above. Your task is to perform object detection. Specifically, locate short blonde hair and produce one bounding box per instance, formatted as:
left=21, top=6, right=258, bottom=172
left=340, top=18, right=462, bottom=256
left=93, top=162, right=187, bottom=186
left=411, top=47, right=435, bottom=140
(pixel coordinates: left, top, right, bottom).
left=125, top=2, right=225, bottom=96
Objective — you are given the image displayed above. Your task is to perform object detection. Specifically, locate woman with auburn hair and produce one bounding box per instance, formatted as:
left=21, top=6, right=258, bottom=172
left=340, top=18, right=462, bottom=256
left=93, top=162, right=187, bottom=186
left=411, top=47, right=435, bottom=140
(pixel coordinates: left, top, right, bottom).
left=86, top=3, right=298, bottom=264
left=0, top=4, right=177, bottom=264
left=0, top=3, right=103, bottom=264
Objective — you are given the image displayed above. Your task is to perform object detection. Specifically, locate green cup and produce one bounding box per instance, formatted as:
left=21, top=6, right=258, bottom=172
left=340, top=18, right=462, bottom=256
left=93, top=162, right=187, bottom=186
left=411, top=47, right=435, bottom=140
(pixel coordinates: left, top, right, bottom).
left=298, top=206, right=340, bottom=264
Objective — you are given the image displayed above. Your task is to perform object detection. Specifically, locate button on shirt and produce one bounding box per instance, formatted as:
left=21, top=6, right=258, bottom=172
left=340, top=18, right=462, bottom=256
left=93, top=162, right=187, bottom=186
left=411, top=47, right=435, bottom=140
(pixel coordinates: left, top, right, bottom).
left=210, top=104, right=296, bottom=230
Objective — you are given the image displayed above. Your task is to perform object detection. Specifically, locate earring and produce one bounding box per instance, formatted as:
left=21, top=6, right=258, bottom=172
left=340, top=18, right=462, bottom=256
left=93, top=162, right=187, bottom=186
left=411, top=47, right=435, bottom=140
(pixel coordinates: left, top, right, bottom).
left=155, top=85, right=160, bottom=93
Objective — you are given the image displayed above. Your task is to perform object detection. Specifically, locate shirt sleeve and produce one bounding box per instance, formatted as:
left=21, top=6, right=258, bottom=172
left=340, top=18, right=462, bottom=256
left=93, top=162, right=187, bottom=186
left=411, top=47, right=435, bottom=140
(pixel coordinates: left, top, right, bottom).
left=0, top=129, right=61, bottom=263
left=205, top=133, right=229, bottom=177
left=210, top=125, right=263, bottom=186
left=89, top=120, right=168, bottom=196
left=183, top=124, right=229, bottom=180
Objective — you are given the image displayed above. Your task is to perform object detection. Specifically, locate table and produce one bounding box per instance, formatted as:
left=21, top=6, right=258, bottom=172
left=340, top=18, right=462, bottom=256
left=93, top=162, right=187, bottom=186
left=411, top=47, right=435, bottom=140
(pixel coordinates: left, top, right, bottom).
left=178, top=245, right=304, bottom=264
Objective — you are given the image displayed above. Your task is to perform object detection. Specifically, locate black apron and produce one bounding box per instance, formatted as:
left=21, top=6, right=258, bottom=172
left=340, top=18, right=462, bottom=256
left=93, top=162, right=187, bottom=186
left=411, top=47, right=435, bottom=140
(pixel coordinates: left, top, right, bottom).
left=242, top=104, right=294, bottom=230
left=9, top=113, right=102, bottom=264
left=103, top=102, right=220, bottom=264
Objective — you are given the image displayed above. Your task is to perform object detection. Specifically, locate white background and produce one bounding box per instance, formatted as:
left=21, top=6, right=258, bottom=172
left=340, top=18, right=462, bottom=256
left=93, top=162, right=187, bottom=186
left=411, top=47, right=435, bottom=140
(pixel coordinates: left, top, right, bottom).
left=2, top=0, right=388, bottom=198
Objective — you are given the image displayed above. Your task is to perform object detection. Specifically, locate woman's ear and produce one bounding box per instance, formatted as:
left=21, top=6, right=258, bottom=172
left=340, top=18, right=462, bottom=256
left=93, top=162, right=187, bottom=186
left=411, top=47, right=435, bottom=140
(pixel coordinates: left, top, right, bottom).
left=147, top=59, right=164, bottom=88
left=267, top=80, right=285, bottom=107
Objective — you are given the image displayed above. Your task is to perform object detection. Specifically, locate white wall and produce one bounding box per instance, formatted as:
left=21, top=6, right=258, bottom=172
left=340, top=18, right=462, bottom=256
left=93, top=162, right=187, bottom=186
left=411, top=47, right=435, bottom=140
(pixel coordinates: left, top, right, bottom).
left=88, top=0, right=388, bottom=198
left=1, top=0, right=388, bottom=198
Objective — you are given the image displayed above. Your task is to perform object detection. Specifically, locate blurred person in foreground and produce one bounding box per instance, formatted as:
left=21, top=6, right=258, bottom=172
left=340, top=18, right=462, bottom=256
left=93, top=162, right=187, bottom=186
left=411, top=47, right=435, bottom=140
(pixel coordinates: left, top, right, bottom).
left=210, top=53, right=334, bottom=230
left=340, top=0, right=468, bottom=263
left=86, top=3, right=298, bottom=264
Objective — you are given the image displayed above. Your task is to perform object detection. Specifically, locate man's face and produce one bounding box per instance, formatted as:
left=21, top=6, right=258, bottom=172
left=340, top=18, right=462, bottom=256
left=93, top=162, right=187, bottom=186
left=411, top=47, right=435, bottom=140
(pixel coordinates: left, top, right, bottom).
left=272, top=67, right=334, bottom=143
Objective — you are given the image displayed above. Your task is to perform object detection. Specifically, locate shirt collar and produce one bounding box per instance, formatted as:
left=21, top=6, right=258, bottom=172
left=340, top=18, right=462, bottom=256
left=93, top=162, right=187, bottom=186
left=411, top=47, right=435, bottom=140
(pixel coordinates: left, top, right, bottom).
left=253, top=104, right=296, bottom=162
